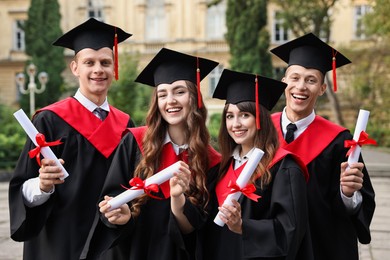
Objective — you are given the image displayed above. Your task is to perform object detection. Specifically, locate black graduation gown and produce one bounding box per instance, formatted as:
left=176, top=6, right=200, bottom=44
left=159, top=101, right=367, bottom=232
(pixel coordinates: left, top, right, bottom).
left=272, top=113, right=376, bottom=260
left=199, top=155, right=313, bottom=260
left=83, top=127, right=220, bottom=260
left=9, top=98, right=134, bottom=260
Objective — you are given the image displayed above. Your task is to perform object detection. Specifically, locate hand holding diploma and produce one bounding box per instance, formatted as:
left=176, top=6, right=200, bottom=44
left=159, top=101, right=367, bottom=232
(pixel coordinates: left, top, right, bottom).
left=13, top=109, right=69, bottom=180
left=106, top=161, right=182, bottom=210
left=341, top=109, right=377, bottom=197
left=214, top=148, right=264, bottom=227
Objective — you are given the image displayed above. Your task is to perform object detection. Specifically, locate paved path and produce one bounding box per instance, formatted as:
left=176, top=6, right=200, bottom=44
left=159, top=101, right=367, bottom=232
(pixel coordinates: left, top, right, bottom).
left=0, top=148, right=389, bottom=259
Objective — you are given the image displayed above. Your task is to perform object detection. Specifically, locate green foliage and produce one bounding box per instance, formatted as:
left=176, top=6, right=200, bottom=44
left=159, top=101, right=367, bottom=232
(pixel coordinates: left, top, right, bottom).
left=207, top=113, right=222, bottom=151
left=272, top=0, right=336, bottom=37
left=108, top=53, right=152, bottom=126
left=21, top=0, right=66, bottom=112
left=225, top=0, right=272, bottom=76
left=0, top=105, right=26, bottom=170
left=364, top=0, right=390, bottom=38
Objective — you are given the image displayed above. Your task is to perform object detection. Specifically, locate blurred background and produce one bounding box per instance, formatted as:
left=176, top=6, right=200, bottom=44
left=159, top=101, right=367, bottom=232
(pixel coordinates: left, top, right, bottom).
left=0, top=0, right=389, bottom=173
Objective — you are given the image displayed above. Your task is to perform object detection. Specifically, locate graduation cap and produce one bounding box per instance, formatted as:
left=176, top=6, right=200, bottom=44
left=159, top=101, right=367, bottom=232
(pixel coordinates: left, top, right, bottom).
left=213, top=69, right=287, bottom=129
left=135, top=48, right=219, bottom=108
left=52, top=18, right=132, bottom=80
left=270, top=33, right=351, bottom=91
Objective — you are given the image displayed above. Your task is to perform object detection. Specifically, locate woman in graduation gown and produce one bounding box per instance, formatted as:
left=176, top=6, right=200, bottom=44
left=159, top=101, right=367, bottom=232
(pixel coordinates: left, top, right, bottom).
left=199, top=69, right=313, bottom=260
left=82, top=48, right=221, bottom=260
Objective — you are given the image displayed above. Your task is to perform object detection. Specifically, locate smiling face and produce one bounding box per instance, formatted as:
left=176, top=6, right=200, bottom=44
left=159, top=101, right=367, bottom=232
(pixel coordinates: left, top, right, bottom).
left=157, top=80, right=191, bottom=131
left=70, top=47, right=114, bottom=105
left=282, top=65, right=327, bottom=122
left=225, top=103, right=257, bottom=156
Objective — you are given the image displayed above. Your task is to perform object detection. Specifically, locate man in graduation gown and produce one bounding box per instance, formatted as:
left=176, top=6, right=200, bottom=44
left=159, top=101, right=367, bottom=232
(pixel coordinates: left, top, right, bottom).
left=270, top=33, right=376, bottom=260
left=8, top=18, right=134, bottom=260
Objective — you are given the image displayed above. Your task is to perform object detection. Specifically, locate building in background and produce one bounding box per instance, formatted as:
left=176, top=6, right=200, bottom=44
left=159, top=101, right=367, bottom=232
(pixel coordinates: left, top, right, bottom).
left=0, top=0, right=372, bottom=115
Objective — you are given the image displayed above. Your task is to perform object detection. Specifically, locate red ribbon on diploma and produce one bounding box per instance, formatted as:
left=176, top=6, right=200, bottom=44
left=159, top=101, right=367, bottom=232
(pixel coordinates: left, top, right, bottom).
left=227, top=180, right=261, bottom=202
left=121, top=177, right=163, bottom=200
left=344, top=131, right=377, bottom=157
left=28, top=133, right=62, bottom=166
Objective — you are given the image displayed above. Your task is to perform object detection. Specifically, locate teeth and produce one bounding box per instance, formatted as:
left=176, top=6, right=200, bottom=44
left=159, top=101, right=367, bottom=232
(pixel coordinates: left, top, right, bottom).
left=293, top=94, right=307, bottom=100
left=167, top=108, right=181, bottom=112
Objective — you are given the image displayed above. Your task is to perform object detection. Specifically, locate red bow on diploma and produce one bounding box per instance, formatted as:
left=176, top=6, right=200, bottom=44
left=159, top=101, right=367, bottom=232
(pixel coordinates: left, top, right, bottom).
left=344, top=131, right=377, bottom=157
left=121, top=177, right=163, bottom=200
left=227, top=180, right=261, bottom=202
left=28, top=133, right=62, bottom=166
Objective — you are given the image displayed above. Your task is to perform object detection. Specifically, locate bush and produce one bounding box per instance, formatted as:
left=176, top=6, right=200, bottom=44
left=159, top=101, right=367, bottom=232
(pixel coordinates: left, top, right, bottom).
left=207, top=113, right=222, bottom=151
left=0, top=105, right=26, bottom=170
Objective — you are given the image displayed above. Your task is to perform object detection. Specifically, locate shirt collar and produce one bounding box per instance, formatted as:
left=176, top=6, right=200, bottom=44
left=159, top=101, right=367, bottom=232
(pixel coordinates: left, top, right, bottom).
left=163, top=132, right=188, bottom=155
left=281, top=107, right=315, bottom=136
left=74, top=89, right=109, bottom=113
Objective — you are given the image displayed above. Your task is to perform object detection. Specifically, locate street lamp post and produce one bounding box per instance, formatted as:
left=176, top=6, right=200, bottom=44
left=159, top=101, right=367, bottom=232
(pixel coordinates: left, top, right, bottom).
left=16, top=63, right=49, bottom=117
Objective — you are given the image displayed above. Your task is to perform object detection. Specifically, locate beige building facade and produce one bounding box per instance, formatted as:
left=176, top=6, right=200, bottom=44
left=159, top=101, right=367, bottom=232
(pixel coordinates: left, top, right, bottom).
left=0, top=0, right=372, bottom=114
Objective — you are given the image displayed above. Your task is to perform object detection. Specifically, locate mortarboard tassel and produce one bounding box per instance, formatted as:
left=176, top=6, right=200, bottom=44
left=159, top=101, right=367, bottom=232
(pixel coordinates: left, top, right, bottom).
left=196, top=57, right=202, bottom=108
left=114, top=27, right=119, bottom=80
left=255, top=75, right=260, bottom=129
left=332, top=49, right=338, bottom=92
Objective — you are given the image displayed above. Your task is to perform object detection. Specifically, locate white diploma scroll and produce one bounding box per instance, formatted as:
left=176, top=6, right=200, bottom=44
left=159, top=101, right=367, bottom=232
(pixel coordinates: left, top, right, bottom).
left=214, top=148, right=264, bottom=227
left=107, top=161, right=181, bottom=210
left=13, top=109, right=69, bottom=179
left=347, top=109, right=370, bottom=166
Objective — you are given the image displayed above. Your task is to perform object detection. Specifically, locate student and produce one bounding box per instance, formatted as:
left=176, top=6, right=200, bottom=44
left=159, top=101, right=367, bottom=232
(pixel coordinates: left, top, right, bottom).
left=8, top=18, right=135, bottom=260
left=270, top=33, right=376, bottom=260
left=83, top=48, right=221, bottom=260
left=200, top=69, right=313, bottom=259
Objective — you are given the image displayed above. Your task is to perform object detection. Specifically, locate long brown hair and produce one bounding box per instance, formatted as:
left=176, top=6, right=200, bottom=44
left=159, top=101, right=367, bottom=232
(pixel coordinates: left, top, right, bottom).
left=131, top=81, right=211, bottom=217
left=217, top=101, right=279, bottom=188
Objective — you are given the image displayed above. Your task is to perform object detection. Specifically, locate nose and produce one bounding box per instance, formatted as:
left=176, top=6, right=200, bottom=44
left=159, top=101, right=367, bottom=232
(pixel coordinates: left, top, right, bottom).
left=93, top=63, right=104, bottom=74
left=167, top=93, right=177, bottom=104
left=295, top=79, right=306, bottom=90
left=233, top=118, right=242, bottom=128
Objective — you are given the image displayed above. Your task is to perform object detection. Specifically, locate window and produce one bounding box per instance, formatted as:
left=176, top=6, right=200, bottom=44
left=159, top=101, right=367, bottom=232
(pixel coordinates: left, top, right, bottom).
left=13, top=20, right=25, bottom=51
left=206, top=1, right=226, bottom=40
left=208, top=64, right=224, bottom=96
left=145, top=0, right=166, bottom=41
left=354, top=5, right=371, bottom=40
left=272, top=11, right=288, bottom=43
left=87, top=0, right=104, bottom=20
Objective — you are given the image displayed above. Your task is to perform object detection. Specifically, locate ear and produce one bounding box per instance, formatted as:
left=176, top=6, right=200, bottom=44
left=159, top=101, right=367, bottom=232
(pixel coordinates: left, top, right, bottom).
left=319, top=83, right=327, bottom=96
left=70, top=60, right=78, bottom=77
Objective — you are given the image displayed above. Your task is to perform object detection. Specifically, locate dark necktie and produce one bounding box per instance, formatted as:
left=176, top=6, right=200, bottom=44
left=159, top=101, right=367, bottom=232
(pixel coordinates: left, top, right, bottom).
left=285, top=123, right=297, bottom=144
left=94, top=107, right=108, bottom=121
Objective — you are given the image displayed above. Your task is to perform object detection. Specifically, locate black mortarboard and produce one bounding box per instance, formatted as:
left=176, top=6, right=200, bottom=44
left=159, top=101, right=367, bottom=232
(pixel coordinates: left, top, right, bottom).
left=52, top=18, right=132, bottom=80
left=135, top=48, right=219, bottom=108
left=213, top=69, right=287, bottom=129
left=270, top=33, right=351, bottom=91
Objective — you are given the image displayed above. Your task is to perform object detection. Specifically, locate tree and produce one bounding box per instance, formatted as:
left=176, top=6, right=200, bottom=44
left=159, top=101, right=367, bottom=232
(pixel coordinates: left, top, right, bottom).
left=271, top=0, right=345, bottom=125
left=22, top=0, right=66, bottom=112
left=108, top=53, right=152, bottom=126
left=225, top=0, right=273, bottom=76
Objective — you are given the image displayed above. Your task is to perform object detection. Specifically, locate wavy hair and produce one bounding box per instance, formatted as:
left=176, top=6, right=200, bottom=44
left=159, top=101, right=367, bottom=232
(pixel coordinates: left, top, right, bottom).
left=131, top=81, right=211, bottom=217
left=217, top=102, right=279, bottom=188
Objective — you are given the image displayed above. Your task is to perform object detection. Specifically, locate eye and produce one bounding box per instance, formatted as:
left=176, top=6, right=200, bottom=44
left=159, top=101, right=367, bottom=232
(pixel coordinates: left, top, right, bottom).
left=226, top=114, right=233, bottom=119
left=241, top=113, right=250, bottom=118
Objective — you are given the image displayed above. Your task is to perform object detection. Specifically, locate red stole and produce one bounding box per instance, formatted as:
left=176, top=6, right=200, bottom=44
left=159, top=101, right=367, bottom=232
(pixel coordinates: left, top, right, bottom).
left=271, top=112, right=347, bottom=166
left=128, top=126, right=221, bottom=198
left=215, top=148, right=301, bottom=206
left=36, top=97, right=130, bottom=158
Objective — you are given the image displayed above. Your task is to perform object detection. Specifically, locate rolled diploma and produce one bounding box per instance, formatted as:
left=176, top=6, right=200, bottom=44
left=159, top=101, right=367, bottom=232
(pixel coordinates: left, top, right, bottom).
left=347, top=109, right=370, bottom=167
left=107, top=161, right=181, bottom=210
left=13, top=109, right=69, bottom=179
left=214, top=148, right=264, bottom=227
